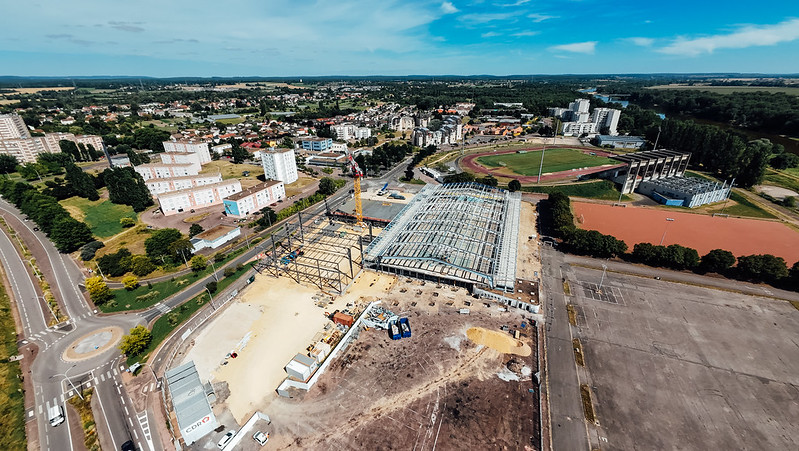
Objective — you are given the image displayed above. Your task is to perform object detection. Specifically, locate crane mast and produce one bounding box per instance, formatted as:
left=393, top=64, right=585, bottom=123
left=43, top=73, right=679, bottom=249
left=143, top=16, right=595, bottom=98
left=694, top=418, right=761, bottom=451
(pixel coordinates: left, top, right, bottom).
left=346, top=152, right=365, bottom=227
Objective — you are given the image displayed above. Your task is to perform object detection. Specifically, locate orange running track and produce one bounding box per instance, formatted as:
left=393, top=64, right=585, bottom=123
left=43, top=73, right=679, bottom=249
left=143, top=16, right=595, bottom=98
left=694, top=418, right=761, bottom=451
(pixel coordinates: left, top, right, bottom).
left=573, top=202, right=799, bottom=265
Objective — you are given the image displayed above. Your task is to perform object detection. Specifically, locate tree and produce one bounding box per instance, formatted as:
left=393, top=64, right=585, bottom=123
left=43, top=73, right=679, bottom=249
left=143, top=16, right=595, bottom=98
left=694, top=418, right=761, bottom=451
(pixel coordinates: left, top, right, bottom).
left=736, top=254, right=789, bottom=283
left=443, top=172, right=475, bottom=184
left=85, top=276, right=113, bottom=305
left=231, top=144, right=249, bottom=164
left=120, top=217, right=136, bottom=228
left=131, top=127, right=170, bottom=152
left=50, top=216, right=94, bottom=253
left=700, top=249, right=736, bottom=274
left=190, top=255, right=208, bottom=272
left=119, top=325, right=152, bottom=356
left=770, top=152, right=799, bottom=170
left=58, top=140, right=81, bottom=161
left=508, top=179, right=522, bottom=192
left=257, top=207, right=277, bottom=229
left=65, top=163, right=99, bottom=200
left=317, top=177, right=337, bottom=196
left=403, top=165, right=414, bottom=181
left=144, top=228, right=182, bottom=261
left=189, top=223, right=204, bottom=237
left=98, top=248, right=133, bottom=277
left=122, top=275, right=139, bottom=290
left=103, top=167, right=153, bottom=212
left=477, top=175, right=498, bottom=187
left=0, top=154, right=18, bottom=174
left=130, top=255, right=156, bottom=276
left=206, top=280, right=218, bottom=294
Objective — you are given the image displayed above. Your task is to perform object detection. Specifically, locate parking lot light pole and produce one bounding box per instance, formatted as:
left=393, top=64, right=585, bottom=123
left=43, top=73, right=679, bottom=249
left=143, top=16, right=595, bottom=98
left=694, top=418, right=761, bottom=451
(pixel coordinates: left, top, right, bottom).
left=204, top=287, right=215, bottom=310
left=597, top=263, right=608, bottom=294
left=660, top=218, right=675, bottom=245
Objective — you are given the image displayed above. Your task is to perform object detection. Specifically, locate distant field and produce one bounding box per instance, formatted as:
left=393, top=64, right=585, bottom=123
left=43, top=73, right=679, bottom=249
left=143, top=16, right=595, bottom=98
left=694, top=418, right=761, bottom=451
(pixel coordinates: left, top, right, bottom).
left=521, top=180, right=630, bottom=201
left=646, top=84, right=799, bottom=96
left=200, top=160, right=263, bottom=180
left=61, top=195, right=138, bottom=238
left=763, top=170, right=799, bottom=193
left=476, top=148, right=615, bottom=176
left=0, top=86, right=75, bottom=95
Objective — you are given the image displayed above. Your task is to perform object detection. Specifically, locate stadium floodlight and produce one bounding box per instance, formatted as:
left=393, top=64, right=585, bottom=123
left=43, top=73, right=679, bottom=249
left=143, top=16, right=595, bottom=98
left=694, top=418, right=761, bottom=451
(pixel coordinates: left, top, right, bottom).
left=660, top=217, right=675, bottom=245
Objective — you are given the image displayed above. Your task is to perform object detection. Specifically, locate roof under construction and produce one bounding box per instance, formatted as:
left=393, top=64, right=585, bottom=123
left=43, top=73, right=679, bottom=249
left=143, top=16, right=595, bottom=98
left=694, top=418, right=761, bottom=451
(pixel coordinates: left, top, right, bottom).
left=364, top=183, right=521, bottom=292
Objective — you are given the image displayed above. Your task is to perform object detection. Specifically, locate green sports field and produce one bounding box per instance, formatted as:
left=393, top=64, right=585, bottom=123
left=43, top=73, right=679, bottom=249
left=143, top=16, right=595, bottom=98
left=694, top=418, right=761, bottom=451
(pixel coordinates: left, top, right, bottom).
left=476, top=148, right=616, bottom=176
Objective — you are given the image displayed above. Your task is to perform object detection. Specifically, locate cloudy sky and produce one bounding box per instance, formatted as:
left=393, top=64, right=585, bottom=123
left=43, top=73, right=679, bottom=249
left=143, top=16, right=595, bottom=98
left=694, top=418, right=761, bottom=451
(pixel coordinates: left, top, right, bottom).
left=1, top=0, right=798, bottom=76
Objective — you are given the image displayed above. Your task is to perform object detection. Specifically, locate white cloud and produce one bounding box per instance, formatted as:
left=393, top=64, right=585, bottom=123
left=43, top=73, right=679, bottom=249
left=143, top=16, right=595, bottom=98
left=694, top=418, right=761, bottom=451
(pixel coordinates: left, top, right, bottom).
left=659, top=18, right=799, bottom=56
left=627, top=37, right=654, bottom=47
left=528, top=13, right=558, bottom=23
left=512, top=30, right=540, bottom=37
left=481, top=31, right=500, bottom=38
left=497, top=0, right=530, bottom=6
left=460, top=12, right=517, bottom=24
left=550, top=41, right=597, bottom=54
left=441, top=1, right=458, bottom=14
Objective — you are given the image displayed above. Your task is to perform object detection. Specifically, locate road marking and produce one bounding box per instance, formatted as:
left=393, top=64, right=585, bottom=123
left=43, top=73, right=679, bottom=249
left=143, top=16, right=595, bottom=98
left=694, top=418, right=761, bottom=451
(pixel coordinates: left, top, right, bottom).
left=120, top=397, right=126, bottom=405
left=106, top=371, right=111, bottom=379
left=113, top=368, right=118, bottom=376
left=28, top=410, right=33, bottom=418
left=100, top=373, right=105, bottom=382
left=86, top=381, right=92, bottom=387
left=94, top=382, right=118, bottom=450
left=38, top=404, right=43, bottom=414
left=149, top=382, right=155, bottom=392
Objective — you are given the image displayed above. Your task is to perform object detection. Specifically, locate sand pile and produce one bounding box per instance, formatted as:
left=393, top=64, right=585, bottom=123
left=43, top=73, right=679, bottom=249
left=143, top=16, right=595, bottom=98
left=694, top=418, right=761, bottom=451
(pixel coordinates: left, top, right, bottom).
left=466, top=327, right=531, bottom=357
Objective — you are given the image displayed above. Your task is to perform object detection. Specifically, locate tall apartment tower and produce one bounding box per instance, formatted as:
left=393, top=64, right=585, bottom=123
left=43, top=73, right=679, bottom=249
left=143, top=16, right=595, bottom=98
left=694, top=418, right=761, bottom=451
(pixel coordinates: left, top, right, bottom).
left=568, top=99, right=590, bottom=115
left=261, top=148, right=298, bottom=184
left=0, top=114, right=31, bottom=139
left=591, top=108, right=621, bottom=135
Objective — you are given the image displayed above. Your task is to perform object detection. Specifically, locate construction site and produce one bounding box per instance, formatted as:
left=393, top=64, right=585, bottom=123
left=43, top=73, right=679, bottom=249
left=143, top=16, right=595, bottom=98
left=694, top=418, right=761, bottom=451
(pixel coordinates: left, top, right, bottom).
left=166, top=180, right=543, bottom=450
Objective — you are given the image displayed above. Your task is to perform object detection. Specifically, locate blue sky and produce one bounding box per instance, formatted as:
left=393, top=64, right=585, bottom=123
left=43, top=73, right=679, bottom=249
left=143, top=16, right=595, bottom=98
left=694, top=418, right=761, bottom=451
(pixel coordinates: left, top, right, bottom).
left=1, top=0, right=798, bottom=76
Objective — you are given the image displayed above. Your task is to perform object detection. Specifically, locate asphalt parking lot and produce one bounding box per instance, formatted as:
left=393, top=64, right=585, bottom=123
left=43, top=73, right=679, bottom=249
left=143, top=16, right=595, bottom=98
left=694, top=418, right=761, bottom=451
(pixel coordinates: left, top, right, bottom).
left=568, top=265, right=799, bottom=450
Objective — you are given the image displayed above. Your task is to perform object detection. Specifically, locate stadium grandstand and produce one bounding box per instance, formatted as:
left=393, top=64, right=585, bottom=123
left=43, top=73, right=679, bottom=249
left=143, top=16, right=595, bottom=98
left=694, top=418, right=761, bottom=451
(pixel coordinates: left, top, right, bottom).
left=363, top=183, right=521, bottom=292
left=608, top=149, right=691, bottom=194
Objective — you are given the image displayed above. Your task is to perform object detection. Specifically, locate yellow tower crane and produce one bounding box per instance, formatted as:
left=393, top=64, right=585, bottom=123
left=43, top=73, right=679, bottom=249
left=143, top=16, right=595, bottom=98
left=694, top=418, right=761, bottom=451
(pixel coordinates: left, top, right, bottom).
left=346, top=152, right=365, bottom=227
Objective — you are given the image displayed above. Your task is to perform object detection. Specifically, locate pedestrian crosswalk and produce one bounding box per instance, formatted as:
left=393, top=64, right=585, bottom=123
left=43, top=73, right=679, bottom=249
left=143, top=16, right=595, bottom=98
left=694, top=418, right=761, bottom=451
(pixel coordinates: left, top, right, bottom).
left=154, top=303, right=171, bottom=314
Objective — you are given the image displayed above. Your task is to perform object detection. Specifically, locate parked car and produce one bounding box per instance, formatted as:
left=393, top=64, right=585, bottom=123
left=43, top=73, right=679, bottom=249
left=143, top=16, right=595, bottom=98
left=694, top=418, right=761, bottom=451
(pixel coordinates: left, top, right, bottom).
left=217, top=430, right=237, bottom=449
left=121, top=440, right=136, bottom=451
left=253, top=431, right=270, bottom=446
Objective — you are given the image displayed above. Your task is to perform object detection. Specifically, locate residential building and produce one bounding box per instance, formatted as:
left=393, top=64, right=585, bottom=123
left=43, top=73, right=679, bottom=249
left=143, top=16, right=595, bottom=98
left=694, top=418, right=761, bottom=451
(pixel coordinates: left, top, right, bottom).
left=331, top=124, right=355, bottom=141
left=0, top=138, right=41, bottom=164
left=212, top=143, right=232, bottom=155
left=145, top=173, right=223, bottom=195
left=222, top=180, right=286, bottom=218
left=134, top=163, right=199, bottom=181
left=591, top=108, right=621, bottom=135
left=162, top=140, right=212, bottom=164
left=562, top=121, right=597, bottom=136
left=301, top=137, right=333, bottom=152
left=109, top=155, right=131, bottom=167
left=156, top=179, right=242, bottom=216
left=307, top=152, right=347, bottom=167
left=261, top=148, right=298, bottom=184
left=159, top=151, right=202, bottom=173
left=568, top=99, right=590, bottom=115
left=0, top=113, right=30, bottom=139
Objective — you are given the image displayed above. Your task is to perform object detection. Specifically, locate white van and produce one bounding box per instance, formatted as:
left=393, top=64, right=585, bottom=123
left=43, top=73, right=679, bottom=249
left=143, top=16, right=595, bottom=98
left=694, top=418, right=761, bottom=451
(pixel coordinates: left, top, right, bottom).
left=48, top=405, right=65, bottom=427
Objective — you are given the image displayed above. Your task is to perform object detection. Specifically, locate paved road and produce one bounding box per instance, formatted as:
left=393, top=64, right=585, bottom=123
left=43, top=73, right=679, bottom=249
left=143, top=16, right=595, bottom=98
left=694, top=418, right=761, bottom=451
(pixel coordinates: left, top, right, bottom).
left=541, top=246, right=591, bottom=451
left=0, top=200, right=149, bottom=451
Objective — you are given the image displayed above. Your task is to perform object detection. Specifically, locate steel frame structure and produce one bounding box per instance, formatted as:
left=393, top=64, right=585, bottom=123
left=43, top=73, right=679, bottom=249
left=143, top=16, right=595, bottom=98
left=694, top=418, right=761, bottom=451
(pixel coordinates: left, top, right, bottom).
left=255, top=211, right=365, bottom=295
left=364, top=183, right=521, bottom=292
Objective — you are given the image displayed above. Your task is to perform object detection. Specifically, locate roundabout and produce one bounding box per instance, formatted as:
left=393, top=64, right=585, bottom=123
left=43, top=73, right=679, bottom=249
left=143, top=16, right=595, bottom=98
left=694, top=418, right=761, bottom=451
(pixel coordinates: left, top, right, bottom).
left=62, top=326, right=124, bottom=362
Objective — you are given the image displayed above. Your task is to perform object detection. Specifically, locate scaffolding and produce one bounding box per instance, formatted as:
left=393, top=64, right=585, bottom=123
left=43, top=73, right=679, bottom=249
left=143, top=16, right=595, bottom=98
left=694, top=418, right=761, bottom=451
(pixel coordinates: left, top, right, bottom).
left=255, top=211, right=366, bottom=295
left=364, top=183, right=521, bottom=292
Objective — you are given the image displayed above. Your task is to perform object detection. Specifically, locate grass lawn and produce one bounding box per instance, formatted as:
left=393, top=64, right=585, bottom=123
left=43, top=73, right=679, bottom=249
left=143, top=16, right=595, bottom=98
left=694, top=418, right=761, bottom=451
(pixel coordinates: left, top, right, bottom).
left=702, top=190, right=777, bottom=219
left=285, top=175, right=318, bottom=197
left=763, top=170, right=799, bottom=193
left=0, top=278, right=26, bottom=450
left=60, top=195, right=138, bottom=239
left=100, top=246, right=250, bottom=313
left=215, top=117, right=244, bottom=125
left=126, top=262, right=254, bottom=365
left=200, top=160, right=264, bottom=181
left=477, top=148, right=615, bottom=176
left=521, top=180, right=631, bottom=201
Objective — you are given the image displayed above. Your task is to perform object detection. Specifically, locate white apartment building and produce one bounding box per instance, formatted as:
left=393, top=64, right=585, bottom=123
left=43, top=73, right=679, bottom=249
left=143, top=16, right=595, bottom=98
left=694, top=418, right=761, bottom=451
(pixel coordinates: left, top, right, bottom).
left=222, top=180, right=286, bottom=218
left=0, top=138, right=41, bottom=164
left=562, top=121, right=597, bottom=136
left=590, top=108, right=621, bottom=135
left=212, top=143, right=232, bottom=155
left=331, top=124, right=372, bottom=141
left=568, top=99, right=590, bottom=114
left=157, top=179, right=242, bottom=216
left=261, top=148, right=298, bottom=184
left=159, top=151, right=202, bottom=173
left=134, top=163, right=199, bottom=181
left=145, top=173, right=223, bottom=195
left=0, top=113, right=30, bottom=139
left=162, top=140, right=212, bottom=164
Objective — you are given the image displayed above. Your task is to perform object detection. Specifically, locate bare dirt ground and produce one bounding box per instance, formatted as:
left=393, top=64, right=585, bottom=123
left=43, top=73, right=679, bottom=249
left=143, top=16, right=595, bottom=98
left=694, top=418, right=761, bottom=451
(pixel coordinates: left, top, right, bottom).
left=260, top=281, right=540, bottom=451
left=755, top=184, right=799, bottom=199
left=517, top=201, right=541, bottom=280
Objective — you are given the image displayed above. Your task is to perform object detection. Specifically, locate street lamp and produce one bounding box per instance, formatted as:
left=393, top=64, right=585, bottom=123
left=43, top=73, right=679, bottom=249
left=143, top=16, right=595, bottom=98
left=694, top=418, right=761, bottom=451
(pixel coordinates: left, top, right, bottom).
left=28, top=258, right=41, bottom=280
left=660, top=218, right=675, bottom=245
left=209, top=260, right=219, bottom=282
left=597, top=263, right=608, bottom=294
left=204, top=287, right=215, bottom=310
left=50, top=364, right=83, bottom=400
left=40, top=295, right=58, bottom=324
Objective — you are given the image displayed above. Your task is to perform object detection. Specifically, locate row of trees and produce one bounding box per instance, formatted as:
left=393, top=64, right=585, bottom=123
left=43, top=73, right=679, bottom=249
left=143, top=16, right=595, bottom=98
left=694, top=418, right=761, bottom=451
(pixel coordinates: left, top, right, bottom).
left=357, top=141, right=414, bottom=175
left=0, top=179, right=94, bottom=252
left=102, top=167, right=153, bottom=212
left=543, top=193, right=799, bottom=289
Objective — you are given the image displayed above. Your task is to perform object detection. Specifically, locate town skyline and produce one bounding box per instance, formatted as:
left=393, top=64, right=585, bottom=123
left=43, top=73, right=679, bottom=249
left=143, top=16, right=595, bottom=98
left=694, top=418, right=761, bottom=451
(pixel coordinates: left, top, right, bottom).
left=2, top=0, right=799, bottom=77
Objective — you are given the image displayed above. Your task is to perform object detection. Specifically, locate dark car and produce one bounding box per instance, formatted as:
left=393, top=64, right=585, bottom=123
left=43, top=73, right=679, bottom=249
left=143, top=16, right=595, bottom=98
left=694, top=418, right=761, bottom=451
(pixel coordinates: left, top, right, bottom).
left=121, top=441, right=136, bottom=451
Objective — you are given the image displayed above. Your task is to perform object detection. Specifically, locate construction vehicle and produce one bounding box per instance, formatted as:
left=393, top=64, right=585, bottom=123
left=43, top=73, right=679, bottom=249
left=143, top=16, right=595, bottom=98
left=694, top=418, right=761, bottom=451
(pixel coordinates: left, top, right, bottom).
left=346, top=151, right=365, bottom=227
left=388, top=192, right=406, bottom=200
left=389, top=321, right=401, bottom=340
left=399, top=317, right=412, bottom=338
